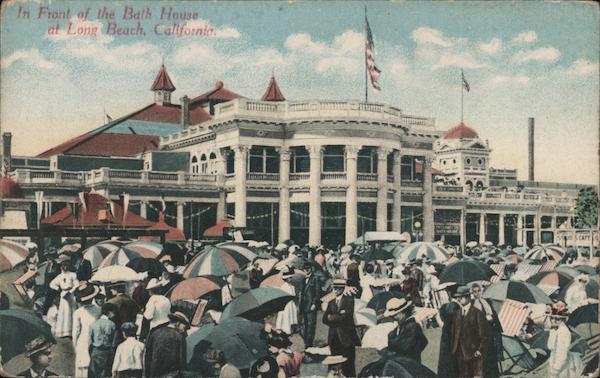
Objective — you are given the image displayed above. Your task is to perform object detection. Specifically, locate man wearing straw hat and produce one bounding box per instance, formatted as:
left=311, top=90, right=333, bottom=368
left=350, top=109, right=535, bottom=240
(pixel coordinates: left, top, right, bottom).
left=17, top=337, right=58, bottom=378
left=384, top=297, right=428, bottom=363
left=322, top=279, right=360, bottom=377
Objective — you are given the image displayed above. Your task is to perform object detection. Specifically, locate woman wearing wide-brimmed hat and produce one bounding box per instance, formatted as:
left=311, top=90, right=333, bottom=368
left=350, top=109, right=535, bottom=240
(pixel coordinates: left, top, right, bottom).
left=48, top=254, right=78, bottom=338
left=72, top=283, right=102, bottom=377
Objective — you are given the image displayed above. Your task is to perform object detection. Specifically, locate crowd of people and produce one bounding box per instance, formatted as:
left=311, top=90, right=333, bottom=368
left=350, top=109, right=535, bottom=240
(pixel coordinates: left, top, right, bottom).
left=0, top=237, right=598, bottom=378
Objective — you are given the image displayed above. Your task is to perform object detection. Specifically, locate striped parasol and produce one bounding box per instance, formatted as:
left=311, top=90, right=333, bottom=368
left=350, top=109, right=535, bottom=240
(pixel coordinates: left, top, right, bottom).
left=524, top=244, right=565, bottom=261
left=393, top=242, right=449, bottom=263
left=83, top=242, right=123, bottom=270
left=483, top=280, right=552, bottom=304
left=183, top=246, right=240, bottom=278
left=216, top=242, right=257, bottom=264
left=0, top=240, right=28, bottom=272
left=166, top=277, right=223, bottom=301
left=98, top=247, right=158, bottom=269
left=125, top=240, right=163, bottom=256
left=527, top=271, right=573, bottom=289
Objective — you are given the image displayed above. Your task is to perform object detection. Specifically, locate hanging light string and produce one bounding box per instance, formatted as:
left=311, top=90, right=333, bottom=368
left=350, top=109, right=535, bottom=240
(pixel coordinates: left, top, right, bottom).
left=143, top=202, right=215, bottom=221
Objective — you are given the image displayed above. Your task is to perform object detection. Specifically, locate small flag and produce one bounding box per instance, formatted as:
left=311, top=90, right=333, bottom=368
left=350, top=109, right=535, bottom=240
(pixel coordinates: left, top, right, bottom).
left=35, top=191, right=44, bottom=226
left=1, top=159, right=8, bottom=178
left=78, top=192, right=87, bottom=213
left=365, top=11, right=382, bottom=92
left=461, top=70, right=470, bottom=92
left=121, top=193, right=130, bottom=224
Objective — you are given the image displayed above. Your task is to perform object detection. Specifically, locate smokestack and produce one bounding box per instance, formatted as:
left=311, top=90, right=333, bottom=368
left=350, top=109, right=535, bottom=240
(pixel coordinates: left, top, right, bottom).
left=528, top=117, right=534, bottom=181
left=180, top=95, right=190, bottom=129
left=2, top=132, right=12, bottom=170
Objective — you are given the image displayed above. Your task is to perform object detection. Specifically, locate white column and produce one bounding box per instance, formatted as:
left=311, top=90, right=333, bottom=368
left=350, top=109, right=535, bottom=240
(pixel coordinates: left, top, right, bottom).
left=479, top=212, right=486, bottom=244
left=345, top=146, right=360, bottom=244
left=140, top=201, right=147, bottom=219
left=392, top=151, right=402, bottom=232
left=308, top=145, right=322, bottom=246
left=278, top=147, right=291, bottom=243
left=460, top=208, right=466, bottom=248
left=533, top=214, right=540, bottom=245
left=376, top=147, right=390, bottom=231
left=216, top=150, right=228, bottom=221
left=422, top=155, right=434, bottom=242
left=177, top=202, right=185, bottom=231
left=498, top=213, right=505, bottom=246
left=234, top=145, right=249, bottom=227
left=517, top=214, right=524, bottom=246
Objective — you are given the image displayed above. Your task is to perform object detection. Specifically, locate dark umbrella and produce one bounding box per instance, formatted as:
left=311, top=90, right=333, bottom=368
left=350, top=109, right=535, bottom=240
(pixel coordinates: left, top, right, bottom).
left=0, top=309, right=56, bottom=362
left=483, top=281, right=552, bottom=304
left=359, top=356, right=436, bottom=378
left=527, top=271, right=573, bottom=289
left=439, top=259, right=496, bottom=285
left=366, top=291, right=405, bottom=318
left=126, top=257, right=165, bottom=279
left=166, top=277, right=223, bottom=302
left=499, top=335, right=541, bottom=373
left=188, top=317, right=269, bottom=370
left=558, top=278, right=599, bottom=302
left=573, top=265, right=598, bottom=275
left=567, top=303, right=598, bottom=328
left=220, top=288, right=294, bottom=321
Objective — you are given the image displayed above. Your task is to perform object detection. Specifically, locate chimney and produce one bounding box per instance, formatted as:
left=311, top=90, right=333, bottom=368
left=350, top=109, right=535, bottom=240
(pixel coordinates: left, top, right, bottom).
left=2, top=132, right=12, bottom=169
left=180, top=95, right=190, bottom=129
left=528, top=117, right=534, bottom=181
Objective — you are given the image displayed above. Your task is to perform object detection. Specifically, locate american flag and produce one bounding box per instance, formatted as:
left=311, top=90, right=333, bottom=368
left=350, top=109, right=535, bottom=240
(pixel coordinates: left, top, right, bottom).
left=365, top=12, right=381, bottom=92
left=461, top=70, right=470, bottom=92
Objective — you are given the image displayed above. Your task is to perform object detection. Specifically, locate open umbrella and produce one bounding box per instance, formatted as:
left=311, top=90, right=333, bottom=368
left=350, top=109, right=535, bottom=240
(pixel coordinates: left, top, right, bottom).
left=500, top=335, right=542, bottom=373
left=126, top=258, right=165, bottom=279
left=394, top=242, right=449, bottom=263
left=82, top=242, right=123, bottom=270
left=217, top=242, right=258, bottom=262
left=359, top=356, right=436, bottom=378
left=573, top=265, right=598, bottom=276
left=566, top=304, right=599, bottom=367
left=503, top=254, right=524, bottom=266
left=183, top=246, right=240, bottom=278
left=558, top=278, right=599, bottom=302
left=439, top=259, right=496, bottom=285
left=513, top=246, right=528, bottom=255
left=527, top=271, right=573, bottom=289
left=209, top=317, right=269, bottom=369
left=125, top=240, right=163, bottom=255
left=567, top=303, right=598, bottom=329
left=483, top=281, right=552, bottom=304
left=220, top=287, right=294, bottom=321
left=98, top=246, right=158, bottom=269
left=91, top=265, right=142, bottom=283
left=555, top=266, right=582, bottom=278
left=166, top=277, right=222, bottom=302
left=0, top=239, right=28, bottom=272
left=524, top=244, right=565, bottom=261
left=0, top=309, right=56, bottom=362
left=366, top=291, right=405, bottom=318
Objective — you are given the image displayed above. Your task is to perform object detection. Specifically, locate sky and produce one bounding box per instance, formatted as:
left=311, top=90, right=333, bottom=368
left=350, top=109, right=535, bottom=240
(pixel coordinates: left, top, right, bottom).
left=1, top=0, right=598, bottom=185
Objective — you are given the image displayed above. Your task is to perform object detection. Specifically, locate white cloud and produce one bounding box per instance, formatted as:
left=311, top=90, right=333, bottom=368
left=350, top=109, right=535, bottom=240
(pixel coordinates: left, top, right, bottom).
left=431, top=52, right=486, bottom=70
left=512, top=31, right=538, bottom=44
left=478, top=38, right=502, bottom=54
left=46, top=17, right=113, bottom=44
left=513, top=47, right=561, bottom=63
left=411, top=27, right=455, bottom=47
left=58, top=40, right=162, bottom=71
left=489, top=74, right=531, bottom=86
left=284, top=33, right=327, bottom=54
left=1, top=48, right=58, bottom=69
left=333, top=30, right=364, bottom=53
left=562, top=59, right=598, bottom=76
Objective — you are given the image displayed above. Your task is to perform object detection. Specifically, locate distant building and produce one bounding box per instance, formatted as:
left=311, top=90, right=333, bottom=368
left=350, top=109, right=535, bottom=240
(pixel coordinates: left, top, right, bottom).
left=1, top=64, right=596, bottom=248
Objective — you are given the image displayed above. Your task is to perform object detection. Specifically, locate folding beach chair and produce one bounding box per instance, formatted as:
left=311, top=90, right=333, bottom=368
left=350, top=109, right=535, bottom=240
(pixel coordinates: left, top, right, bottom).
left=12, top=268, right=38, bottom=305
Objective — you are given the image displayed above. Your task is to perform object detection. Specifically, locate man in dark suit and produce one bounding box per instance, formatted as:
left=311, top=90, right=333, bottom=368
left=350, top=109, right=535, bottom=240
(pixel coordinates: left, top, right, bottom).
left=346, top=254, right=361, bottom=297
left=450, top=285, right=489, bottom=378
left=299, top=262, right=322, bottom=348
left=18, top=337, right=58, bottom=378
left=384, top=297, right=428, bottom=363
left=471, top=283, right=503, bottom=378
left=322, top=279, right=361, bottom=377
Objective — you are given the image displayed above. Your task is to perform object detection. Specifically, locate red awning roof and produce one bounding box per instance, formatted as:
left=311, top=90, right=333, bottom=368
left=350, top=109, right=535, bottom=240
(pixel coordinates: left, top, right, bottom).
left=0, top=177, right=23, bottom=199
left=38, top=133, right=160, bottom=158
left=140, top=213, right=185, bottom=241
left=203, top=219, right=232, bottom=237
left=42, top=193, right=154, bottom=228
left=130, top=103, right=211, bottom=125
left=190, top=81, right=243, bottom=103
left=150, top=64, right=176, bottom=91
left=443, top=122, right=479, bottom=139
left=261, top=76, right=286, bottom=102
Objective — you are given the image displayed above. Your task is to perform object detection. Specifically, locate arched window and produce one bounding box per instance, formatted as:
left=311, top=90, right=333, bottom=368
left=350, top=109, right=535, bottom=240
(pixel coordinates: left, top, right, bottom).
left=191, top=156, right=198, bottom=174
left=200, top=154, right=207, bottom=174
left=209, top=152, right=217, bottom=174
left=476, top=181, right=484, bottom=190
left=465, top=180, right=473, bottom=191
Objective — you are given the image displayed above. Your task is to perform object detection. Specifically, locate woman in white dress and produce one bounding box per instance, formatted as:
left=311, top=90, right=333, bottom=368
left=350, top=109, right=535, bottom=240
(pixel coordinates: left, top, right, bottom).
left=72, top=283, right=101, bottom=377
left=49, top=255, right=78, bottom=338
left=275, top=271, right=298, bottom=335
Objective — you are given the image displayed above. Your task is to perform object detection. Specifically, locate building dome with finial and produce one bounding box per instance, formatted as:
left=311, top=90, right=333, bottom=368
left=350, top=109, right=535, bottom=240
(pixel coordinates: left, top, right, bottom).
left=151, top=64, right=176, bottom=105
left=261, top=75, right=285, bottom=102
left=443, top=122, right=479, bottom=139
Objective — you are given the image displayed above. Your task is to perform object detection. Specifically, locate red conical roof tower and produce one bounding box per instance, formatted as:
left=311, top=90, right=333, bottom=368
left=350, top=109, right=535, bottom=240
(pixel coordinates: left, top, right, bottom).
left=151, top=64, right=176, bottom=91
left=261, top=75, right=286, bottom=102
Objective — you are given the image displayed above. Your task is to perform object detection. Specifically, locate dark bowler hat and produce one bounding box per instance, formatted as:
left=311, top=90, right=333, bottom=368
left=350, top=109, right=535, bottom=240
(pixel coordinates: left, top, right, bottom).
left=169, top=311, right=191, bottom=328
left=75, top=283, right=100, bottom=303
left=453, top=285, right=470, bottom=298
left=25, top=337, right=53, bottom=357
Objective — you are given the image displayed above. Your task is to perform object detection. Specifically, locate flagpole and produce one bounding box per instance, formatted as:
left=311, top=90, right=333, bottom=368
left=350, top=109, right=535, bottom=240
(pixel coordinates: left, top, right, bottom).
left=364, top=6, right=368, bottom=103
left=460, top=69, right=464, bottom=123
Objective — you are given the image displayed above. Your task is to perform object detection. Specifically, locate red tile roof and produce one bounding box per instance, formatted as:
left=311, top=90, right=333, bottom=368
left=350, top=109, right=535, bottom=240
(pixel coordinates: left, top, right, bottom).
left=130, top=103, right=211, bottom=125
left=191, top=81, right=243, bottom=103
left=203, top=219, right=232, bottom=237
left=150, top=64, right=176, bottom=91
left=261, top=76, right=286, bottom=102
left=42, top=193, right=154, bottom=228
left=140, top=213, right=185, bottom=241
left=38, top=133, right=160, bottom=157
left=443, top=122, right=479, bottom=139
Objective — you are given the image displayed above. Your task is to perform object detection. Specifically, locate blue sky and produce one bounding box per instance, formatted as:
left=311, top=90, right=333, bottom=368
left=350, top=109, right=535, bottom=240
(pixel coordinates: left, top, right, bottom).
left=1, top=0, right=598, bottom=184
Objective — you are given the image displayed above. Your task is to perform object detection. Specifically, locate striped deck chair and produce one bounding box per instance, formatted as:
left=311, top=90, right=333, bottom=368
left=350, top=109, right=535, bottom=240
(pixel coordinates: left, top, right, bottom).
left=490, top=263, right=505, bottom=283
left=539, top=260, right=558, bottom=272
left=581, top=333, right=600, bottom=370
left=498, top=299, right=531, bottom=337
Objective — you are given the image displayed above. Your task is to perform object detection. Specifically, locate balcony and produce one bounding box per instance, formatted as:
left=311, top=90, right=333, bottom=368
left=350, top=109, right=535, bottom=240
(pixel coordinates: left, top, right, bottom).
left=465, top=190, right=575, bottom=205
left=289, top=173, right=310, bottom=181
left=402, top=180, right=424, bottom=188
left=357, top=173, right=378, bottom=182
left=321, top=172, right=347, bottom=181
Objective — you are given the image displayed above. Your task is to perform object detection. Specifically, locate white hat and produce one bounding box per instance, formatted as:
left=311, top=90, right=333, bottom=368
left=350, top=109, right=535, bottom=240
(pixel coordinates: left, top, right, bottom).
left=322, top=356, right=347, bottom=365
left=340, top=245, right=352, bottom=254
left=288, top=245, right=299, bottom=253
left=248, top=241, right=259, bottom=248
left=274, top=243, right=288, bottom=251
left=146, top=278, right=164, bottom=290
left=25, top=241, right=38, bottom=250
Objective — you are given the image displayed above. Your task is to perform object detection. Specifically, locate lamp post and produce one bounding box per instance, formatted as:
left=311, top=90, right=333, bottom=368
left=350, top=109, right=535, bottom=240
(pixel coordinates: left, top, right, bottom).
left=414, top=221, right=423, bottom=242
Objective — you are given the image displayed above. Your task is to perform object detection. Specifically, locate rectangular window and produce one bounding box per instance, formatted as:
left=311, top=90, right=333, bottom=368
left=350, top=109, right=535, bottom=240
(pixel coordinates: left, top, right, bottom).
left=323, top=145, right=345, bottom=172
left=357, top=148, right=377, bottom=173
left=401, top=156, right=414, bottom=180
left=291, top=147, right=309, bottom=173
